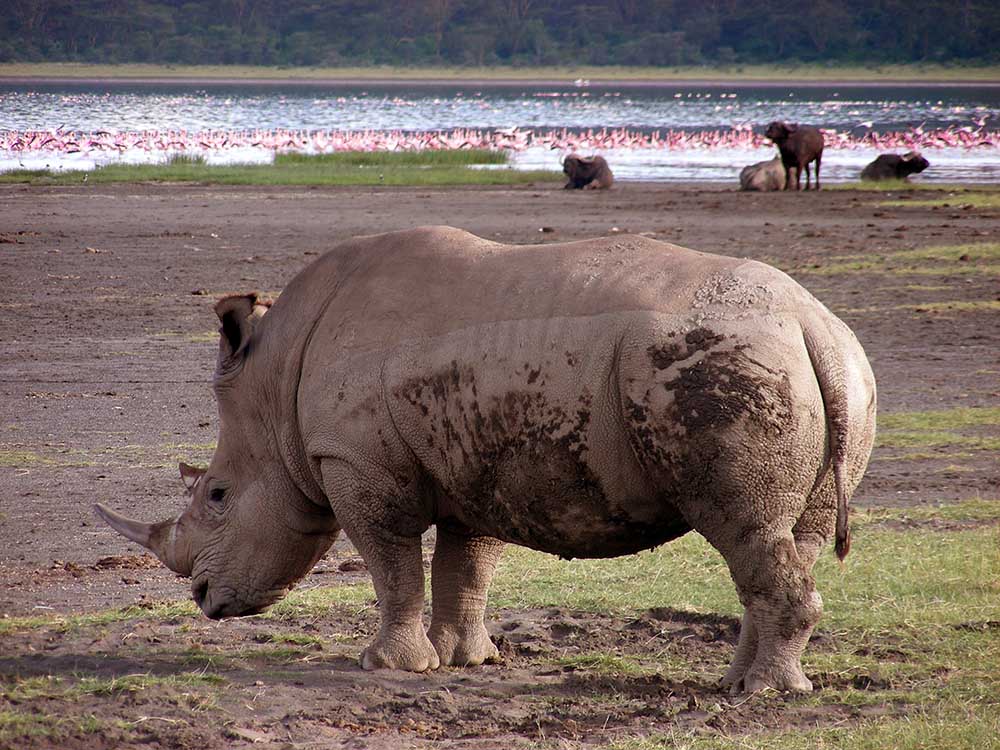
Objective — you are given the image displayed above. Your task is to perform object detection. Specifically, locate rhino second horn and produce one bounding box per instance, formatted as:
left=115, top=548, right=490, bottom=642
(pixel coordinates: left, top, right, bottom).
left=93, top=504, right=191, bottom=576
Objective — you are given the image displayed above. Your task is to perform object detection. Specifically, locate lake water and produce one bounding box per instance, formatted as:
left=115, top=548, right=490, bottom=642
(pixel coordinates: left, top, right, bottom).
left=2, top=81, right=999, bottom=182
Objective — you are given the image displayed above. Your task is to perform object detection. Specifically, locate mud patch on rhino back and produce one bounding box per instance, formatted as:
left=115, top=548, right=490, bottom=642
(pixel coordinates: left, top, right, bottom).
left=664, top=349, right=792, bottom=433
left=626, top=330, right=795, bottom=477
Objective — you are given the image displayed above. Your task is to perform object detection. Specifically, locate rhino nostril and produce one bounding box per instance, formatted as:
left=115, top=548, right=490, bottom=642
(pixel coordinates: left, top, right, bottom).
left=193, top=580, right=209, bottom=607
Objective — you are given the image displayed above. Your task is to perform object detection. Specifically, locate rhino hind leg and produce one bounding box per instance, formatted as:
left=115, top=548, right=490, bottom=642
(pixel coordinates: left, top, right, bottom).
left=720, top=610, right=758, bottom=691
left=724, top=537, right=823, bottom=693
left=721, top=522, right=829, bottom=693
left=692, top=483, right=825, bottom=694
left=321, top=460, right=440, bottom=672
left=715, top=523, right=823, bottom=693
left=428, top=523, right=505, bottom=666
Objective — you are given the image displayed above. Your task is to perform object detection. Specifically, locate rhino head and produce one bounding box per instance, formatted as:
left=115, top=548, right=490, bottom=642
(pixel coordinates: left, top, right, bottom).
left=95, top=294, right=339, bottom=619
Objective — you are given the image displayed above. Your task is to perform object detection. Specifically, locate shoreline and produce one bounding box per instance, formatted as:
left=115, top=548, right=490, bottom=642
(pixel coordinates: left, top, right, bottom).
left=1, top=62, right=998, bottom=87
left=3, top=75, right=1000, bottom=88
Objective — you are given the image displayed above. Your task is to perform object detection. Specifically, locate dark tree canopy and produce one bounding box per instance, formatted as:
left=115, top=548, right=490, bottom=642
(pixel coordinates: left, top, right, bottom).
left=2, top=0, right=997, bottom=66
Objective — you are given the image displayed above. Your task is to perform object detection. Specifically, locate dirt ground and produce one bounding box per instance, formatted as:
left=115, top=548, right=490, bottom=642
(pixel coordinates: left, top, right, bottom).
left=1, top=181, right=998, bottom=748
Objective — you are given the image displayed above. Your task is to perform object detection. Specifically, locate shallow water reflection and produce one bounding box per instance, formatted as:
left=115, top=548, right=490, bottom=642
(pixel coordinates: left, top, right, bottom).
left=2, top=81, right=998, bottom=182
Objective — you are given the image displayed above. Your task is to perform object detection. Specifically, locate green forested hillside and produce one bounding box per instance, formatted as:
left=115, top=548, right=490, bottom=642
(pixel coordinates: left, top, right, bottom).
left=2, top=0, right=998, bottom=68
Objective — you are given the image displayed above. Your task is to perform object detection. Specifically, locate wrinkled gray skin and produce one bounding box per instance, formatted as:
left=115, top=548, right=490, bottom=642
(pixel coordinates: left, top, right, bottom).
left=97, top=226, right=876, bottom=694
left=860, top=152, right=930, bottom=181
left=563, top=154, right=614, bottom=189
left=739, top=157, right=787, bottom=191
left=765, top=121, right=825, bottom=191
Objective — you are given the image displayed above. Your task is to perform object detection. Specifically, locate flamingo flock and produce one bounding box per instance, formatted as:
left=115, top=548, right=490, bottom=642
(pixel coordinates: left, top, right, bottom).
left=1, top=124, right=997, bottom=162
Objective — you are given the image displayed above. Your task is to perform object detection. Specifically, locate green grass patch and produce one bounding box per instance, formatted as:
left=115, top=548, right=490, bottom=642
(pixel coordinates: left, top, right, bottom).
left=614, top=705, right=1000, bottom=749
left=798, top=242, right=1000, bottom=277
left=154, top=330, right=230, bottom=344
left=5, top=62, right=1000, bottom=82
left=876, top=432, right=1000, bottom=451
left=896, top=242, right=1000, bottom=264
left=0, top=440, right=217, bottom=470
left=829, top=182, right=997, bottom=193
left=0, top=150, right=560, bottom=187
left=490, top=523, right=1000, bottom=632
left=0, top=449, right=55, bottom=467
left=0, top=709, right=109, bottom=744
left=0, top=583, right=374, bottom=636
left=166, top=153, right=207, bottom=167
left=0, top=581, right=375, bottom=636
left=844, top=300, right=1000, bottom=316
left=1, top=672, right=225, bottom=703
left=227, top=645, right=319, bottom=663
left=879, top=192, right=1000, bottom=209
left=263, top=581, right=376, bottom=621
left=258, top=631, right=326, bottom=647
left=0, top=600, right=199, bottom=636
left=876, top=406, right=1000, bottom=451
left=506, top=518, right=1000, bottom=748
left=492, top=533, right=739, bottom=617
left=857, top=497, right=1000, bottom=525
left=555, top=652, right=657, bottom=677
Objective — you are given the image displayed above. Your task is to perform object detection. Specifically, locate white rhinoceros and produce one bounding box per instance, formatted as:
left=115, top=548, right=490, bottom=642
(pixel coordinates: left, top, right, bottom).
left=96, top=226, right=876, bottom=694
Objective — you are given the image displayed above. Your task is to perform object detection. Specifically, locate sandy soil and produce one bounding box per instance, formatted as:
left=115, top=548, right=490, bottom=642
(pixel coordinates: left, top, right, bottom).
left=1, top=181, right=997, bottom=748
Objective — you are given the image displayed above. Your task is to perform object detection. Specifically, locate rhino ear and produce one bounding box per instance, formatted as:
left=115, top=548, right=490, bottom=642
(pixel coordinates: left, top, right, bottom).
left=214, top=293, right=260, bottom=373
left=179, top=462, right=206, bottom=494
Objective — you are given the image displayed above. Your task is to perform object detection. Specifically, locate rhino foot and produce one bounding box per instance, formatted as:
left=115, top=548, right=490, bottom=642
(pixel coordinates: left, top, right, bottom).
left=738, top=663, right=813, bottom=694
left=720, top=611, right=757, bottom=693
left=428, top=622, right=499, bottom=667
left=361, top=626, right=441, bottom=672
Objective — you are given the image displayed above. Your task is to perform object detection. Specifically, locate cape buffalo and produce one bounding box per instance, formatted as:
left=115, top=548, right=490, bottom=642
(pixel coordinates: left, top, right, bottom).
left=860, top=152, right=930, bottom=181
left=765, top=121, right=824, bottom=191
left=563, top=154, right=614, bottom=189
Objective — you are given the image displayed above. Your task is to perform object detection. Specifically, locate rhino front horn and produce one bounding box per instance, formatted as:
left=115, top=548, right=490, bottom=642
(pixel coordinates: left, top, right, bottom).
left=93, top=504, right=191, bottom=576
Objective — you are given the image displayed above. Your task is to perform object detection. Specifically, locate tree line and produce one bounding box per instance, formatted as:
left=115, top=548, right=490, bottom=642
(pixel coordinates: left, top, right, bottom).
left=3, top=0, right=998, bottom=68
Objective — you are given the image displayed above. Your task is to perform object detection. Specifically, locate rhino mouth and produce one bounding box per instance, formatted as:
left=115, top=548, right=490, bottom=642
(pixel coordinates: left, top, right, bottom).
left=192, top=578, right=283, bottom=620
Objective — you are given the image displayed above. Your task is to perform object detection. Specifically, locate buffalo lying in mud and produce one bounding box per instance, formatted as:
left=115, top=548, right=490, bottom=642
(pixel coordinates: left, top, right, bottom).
left=97, top=226, right=876, bottom=694
left=739, top=156, right=787, bottom=191
left=563, top=154, right=614, bottom=189
left=861, top=152, right=930, bottom=181
left=765, top=121, right=825, bottom=191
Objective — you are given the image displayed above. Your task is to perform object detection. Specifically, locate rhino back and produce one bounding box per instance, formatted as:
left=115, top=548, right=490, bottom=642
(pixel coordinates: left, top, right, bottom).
left=277, top=227, right=735, bottom=354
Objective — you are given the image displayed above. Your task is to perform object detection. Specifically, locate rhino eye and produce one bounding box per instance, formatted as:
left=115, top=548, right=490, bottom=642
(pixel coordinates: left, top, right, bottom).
left=208, top=487, right=226, bottom=504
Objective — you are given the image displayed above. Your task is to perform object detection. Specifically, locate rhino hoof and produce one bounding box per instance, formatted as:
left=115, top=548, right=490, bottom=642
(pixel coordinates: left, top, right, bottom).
left=429, top=624, right=499, bottom=667
left=360, top=631, right=441, bottom=672
left=742, top=667, right=813, bottom=694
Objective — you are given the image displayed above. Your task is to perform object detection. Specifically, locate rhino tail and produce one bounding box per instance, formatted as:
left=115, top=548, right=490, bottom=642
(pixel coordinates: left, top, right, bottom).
left=801, top=317, right=851, bottom=561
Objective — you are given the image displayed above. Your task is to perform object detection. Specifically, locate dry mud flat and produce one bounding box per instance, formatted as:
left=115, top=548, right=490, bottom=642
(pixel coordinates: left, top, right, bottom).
left=1, top=182, right=998, bottom=748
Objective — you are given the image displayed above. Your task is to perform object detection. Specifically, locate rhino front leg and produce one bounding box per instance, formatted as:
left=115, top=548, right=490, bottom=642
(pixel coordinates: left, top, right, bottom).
left=428, top=522, right=504, bottom=666
left=321, top=460, right=440, bottom=672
